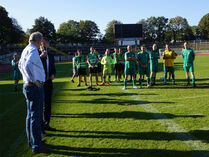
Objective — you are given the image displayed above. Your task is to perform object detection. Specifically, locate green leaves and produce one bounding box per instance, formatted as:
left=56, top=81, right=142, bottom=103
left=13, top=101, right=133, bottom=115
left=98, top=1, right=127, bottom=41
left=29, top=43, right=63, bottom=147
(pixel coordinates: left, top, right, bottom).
left=0, top=6, right=24, bottom=44
left=57, top=20, right=100, bottom=44
left=29, top=16, right=56, bottom=43
left=198, top=13, right=209, bottom=39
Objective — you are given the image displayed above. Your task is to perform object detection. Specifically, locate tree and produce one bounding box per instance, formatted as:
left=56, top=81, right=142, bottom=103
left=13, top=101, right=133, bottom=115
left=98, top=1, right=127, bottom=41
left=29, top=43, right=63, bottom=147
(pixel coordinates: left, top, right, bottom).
left=0, top=6, right=13, bottom=44
left=29, top=17, right=56, bottom=42
left=168, top=16, right=192, bottom=42
left=57, top=20, right=100, bottom=44
left=10, top=18, right=25, bottom=44
left=104, top=20, right=122, bottom=43
left=78, top=20, right=100, bottom=43
left=0, top=6, right=25, bottom=44
left=191, top=25, right=201, bottom=40
left=137, top=19, right=146, bottom=41
left=57, top=20, right=79, bottom=44
left=137, top=17, right=168, bottom=43
left=198, top=13, right=209, bottom=39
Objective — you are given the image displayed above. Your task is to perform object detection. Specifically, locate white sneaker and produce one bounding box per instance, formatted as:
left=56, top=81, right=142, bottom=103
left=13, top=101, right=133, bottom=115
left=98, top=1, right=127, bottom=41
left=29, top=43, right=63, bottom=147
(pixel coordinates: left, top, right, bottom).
left=122, top=87, right=127, bottom=90
left=133, top=86, right=138, bottom=89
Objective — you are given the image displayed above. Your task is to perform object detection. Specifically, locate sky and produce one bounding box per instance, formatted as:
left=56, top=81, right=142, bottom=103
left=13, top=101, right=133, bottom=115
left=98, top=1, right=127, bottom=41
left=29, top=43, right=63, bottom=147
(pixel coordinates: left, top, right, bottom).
left=1, top=0, right=209, bottom=35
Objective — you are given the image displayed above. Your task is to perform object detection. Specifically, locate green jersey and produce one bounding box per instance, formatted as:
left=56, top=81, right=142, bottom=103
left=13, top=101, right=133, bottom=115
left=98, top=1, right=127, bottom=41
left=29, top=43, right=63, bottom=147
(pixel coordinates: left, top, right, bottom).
left=113, top=53, right=118, bottom=64
left=137, top=51, right=150, bottom=65
left=117, top=53, right=125, bottom=64
left=88, top=53, right=98, bottom=65
left=149, top=50, right=160, bottom=64
left=97, top=53, right=102, bottom=63
left=11, top=59, right=19, bottom=71
left=75, top=55, right=87, bottom=69
left=125, top=51, right=136, bottom=69
left=182, top=48, right=195, bottom=66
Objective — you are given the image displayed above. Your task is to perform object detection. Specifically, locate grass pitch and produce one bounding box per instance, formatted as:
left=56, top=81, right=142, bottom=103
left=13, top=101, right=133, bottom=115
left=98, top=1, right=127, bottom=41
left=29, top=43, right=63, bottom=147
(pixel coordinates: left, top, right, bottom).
left=1, top=56, right=209, bottom=157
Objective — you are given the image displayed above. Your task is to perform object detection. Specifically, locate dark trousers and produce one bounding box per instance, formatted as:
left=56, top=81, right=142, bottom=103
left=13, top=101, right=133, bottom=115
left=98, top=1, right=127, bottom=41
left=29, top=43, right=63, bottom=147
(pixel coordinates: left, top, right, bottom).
left=43, top=79, right=53, bottom=128
left=23, top=84, right=44, bottom=151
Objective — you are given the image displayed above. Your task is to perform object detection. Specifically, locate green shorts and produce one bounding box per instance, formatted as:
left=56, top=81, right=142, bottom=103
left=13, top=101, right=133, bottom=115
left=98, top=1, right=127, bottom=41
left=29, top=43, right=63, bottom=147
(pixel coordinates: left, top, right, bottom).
left=163, top=66, right=174, bottom=73
left=184, top=65, right=194, bottom=72
left=103, top=67, right=112, bottom=74
left=138, top=66, right=150, bottom=75
left=124, top=66, right=136, bottom=76
left=150, top=63, right=158, bottom=72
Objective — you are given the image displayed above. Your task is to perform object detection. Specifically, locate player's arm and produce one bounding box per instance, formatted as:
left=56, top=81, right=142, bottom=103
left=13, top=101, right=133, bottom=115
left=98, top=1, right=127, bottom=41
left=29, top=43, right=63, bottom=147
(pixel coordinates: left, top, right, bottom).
left=110, top=57, right=114, bottom=64
left=157, top=51, right=160, bottom=59
left=11, top=60, right=16, bottom=67
left=162, top=52, right=166, bottom=59
left=132, top=56, right=136, bottom=61
left=74, top=58, right=77, bottom=66
left=137, top=56, right=144, bottom=67
left=181, top=50, right=184, bottom=59
left=125, top=53, right=130, bottom=61
left=101, top=57, right=105, bottom=65
left=171, top=51, right=177, bottom=59
left=87, top=56, right=91, bottom=65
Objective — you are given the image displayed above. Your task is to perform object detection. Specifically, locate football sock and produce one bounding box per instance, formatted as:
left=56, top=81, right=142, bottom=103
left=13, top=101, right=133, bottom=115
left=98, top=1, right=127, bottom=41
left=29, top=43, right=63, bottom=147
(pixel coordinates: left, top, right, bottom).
left=172, top=73, right=175, bottom=81
left=139, top=78, right=142, bottom=86
left=154, top=76, right=156, bottom=83
left=147, top=77, right=150, bottom=85
left=151, top=76, right=154, bottom=84
left=164, top=73, right=167, bottom=83
left=124, top=80, right=127, bottom=87
left=187, top=77, right=190, bottom=84
left=108, top=75, right=111, bottom=82
left=192, top=77, right=195, bottom=83
left=133, top=78, right=136, bottom=86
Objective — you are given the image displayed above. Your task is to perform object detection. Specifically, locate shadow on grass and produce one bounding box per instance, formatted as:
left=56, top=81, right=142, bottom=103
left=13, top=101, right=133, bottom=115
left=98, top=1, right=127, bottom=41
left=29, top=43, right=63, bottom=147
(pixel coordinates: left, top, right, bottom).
left=45, top=144, right=208, bottom=157
left=54, top=97, right=175, bottom=106
left=48, top=129, right=207, bottom=142
left=58, top=88, right=88, bottom=91
left=55, top=92, right=157, bottom=97
left=148, top=83, right=209, bottom=89
left=52, top=111, right=203, bottom=120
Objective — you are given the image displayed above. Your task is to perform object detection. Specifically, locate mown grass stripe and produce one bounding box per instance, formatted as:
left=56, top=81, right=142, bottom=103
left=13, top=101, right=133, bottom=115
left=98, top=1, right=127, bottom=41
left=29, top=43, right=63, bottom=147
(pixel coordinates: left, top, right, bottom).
left=6, top=74, right=70, bottom=157
left=122, top=88, right=209, bottom=157
left=0, top=99, right=24, bottom=120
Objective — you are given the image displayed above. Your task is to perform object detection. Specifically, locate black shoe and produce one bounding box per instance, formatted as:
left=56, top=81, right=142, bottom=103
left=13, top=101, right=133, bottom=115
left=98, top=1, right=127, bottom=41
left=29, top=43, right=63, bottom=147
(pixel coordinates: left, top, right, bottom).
left=77, top=84, right=81, bottom=87
left=85, top=83, right=88, bottom=86
left=44, top=126, right=56, bottom=131
left=192, top=83, right=196, bottom=88
left=150, top=83, right=154, bottom=86
left=33, top=146, right=50, bottom=154
left=71, top=80, right=74, bottom=83
left=186, top=83, right=191, bottom=86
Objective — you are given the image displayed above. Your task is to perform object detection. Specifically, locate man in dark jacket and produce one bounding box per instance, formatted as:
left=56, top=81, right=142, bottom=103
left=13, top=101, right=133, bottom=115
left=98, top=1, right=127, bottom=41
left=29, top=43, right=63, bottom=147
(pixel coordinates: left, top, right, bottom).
left=39, top=37, right=56, bottom=132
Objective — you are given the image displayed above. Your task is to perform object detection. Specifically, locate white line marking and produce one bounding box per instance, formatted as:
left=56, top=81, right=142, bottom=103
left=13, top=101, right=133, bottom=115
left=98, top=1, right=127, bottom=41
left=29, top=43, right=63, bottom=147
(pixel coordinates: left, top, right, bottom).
left=161, top=104, right=185, bottom=109
left=120, top=87, right=209, bottom=157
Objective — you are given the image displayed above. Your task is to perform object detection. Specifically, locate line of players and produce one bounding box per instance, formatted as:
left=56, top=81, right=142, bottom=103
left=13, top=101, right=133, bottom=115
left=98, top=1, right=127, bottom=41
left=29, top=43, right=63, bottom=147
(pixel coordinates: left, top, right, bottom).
left=71, top=41, right=196, bottom=90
